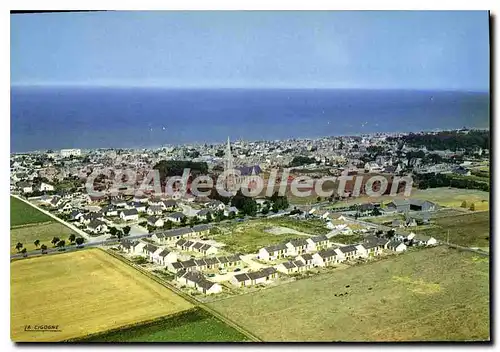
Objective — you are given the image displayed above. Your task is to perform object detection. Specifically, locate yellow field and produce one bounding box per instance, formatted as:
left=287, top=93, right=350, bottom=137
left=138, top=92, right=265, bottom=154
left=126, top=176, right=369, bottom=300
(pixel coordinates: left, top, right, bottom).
left=11, top=249, right=193, bottom=342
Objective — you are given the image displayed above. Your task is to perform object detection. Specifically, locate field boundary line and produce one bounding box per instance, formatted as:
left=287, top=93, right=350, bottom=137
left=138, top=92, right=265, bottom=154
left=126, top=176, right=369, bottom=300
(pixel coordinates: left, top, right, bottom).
left=10, top=194, right=91, bottom=241
left=103, top=249, right=262, bottom=342
left=65, top=308, right=199, bottom=342
left=10, top=220, right=53, bottom=229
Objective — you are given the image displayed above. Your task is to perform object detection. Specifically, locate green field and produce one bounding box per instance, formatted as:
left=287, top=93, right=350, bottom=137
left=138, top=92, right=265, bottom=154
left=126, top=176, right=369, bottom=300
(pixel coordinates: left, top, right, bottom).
left=11, top=222, right=79, bottom=254
left=214, top=222, right=300, bottom=254
left=265, top=217, right=330, bottom=235
left=80, top=308, right=249, bottom=342
left=416, top=211, right=490, bottom=248
left=209, top=246, right=489, bottom=341
left=10, top=196, right=52, bottom=227
left=214, top=218, right=328, bottom=253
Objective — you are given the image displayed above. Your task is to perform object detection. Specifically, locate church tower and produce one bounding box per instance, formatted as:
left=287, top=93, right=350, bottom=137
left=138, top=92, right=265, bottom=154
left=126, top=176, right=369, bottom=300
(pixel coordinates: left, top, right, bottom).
left=224, top=137, right=234, bottom=173
left=223, top=137, right=238, bottom=192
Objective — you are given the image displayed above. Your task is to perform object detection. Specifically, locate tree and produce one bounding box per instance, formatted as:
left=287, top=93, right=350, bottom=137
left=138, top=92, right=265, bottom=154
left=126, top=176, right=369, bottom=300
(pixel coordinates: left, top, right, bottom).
left=51, top=237, right=60, bottom=246
left=21, top=248, right=27, bottom=257
left=116, top=230, right=124, bottom=240
left=189, top=216, right=197, bottom=227
left=469, top=203, right=476, bottom=211
left=68, top=234, right=76, bottom=243
left=34, top=239, right=40, bottom=248
left=461, top=200, right=467, bottom=208
left=206, top=212, right=213, bottom=223
left=15, top=242, right=23, bottom=252
left=272, top=203, right=279, bottom=213
left=123, top=226, right=131, bottom=236
left=370, top=208, right=382, bottom=216
left=109, top=227, right=118, bottom=237
left=261, top=206, right=269, bottom=215
left=56, top=240, right=65, bottom=249
left=40, top=244, right=48, bottom=253
left=180, top=217, right=187, bottom=226
left=75, top=237, right=84, bottom=246
left=386, top=229, right=396, bottom=239
left=316, top=196, right=321, bottom=202
left=164, top=220, right=173, bottom=230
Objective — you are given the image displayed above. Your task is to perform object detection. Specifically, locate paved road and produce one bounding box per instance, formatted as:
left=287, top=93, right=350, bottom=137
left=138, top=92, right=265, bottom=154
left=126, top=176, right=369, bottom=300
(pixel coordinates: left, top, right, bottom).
left=10, top=232, right=154, bottom=260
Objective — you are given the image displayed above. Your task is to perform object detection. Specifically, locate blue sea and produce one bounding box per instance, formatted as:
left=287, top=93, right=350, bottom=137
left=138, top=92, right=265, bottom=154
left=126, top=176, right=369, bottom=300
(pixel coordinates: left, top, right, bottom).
left=10, top=87, right=490, bottom=153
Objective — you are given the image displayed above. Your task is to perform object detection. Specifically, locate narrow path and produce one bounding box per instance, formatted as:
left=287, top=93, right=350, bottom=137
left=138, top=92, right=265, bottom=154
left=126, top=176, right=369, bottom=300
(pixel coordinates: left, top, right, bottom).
left=11, top=194, right=91, bottom=241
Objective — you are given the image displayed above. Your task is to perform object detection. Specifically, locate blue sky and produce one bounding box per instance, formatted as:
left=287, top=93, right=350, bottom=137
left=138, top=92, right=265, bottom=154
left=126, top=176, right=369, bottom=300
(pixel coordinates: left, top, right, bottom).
left=11, top=11, right=489, bottom=91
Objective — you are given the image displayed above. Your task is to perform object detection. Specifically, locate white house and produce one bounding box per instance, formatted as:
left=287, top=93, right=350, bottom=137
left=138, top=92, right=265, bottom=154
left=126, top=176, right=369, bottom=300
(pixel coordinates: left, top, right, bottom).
left=196, top=209, right=212, bottom=221
left=87, top=219, right=108, bottom=234
left=412, top=234, right=438, bottom=246
left=276, top=260, right=306, bottom=274
left=147, top=205, right=163, bottom=216
left=166, top=212, right=186, bottom=224
left=285, top=238, right=309, bottom=256
left=312, top=248, right=343, bottom=267
left=224, top=206, right=239, bottom=217
left=102, top=205, right=119, bottom=217
left=387, top=240, right=407, bottom=252
left=152, top=248, right=177, bottom=265
left=337, top=245, right=358, bottom=261
left=120, top=239, right=140, bottom=254
left=176, top=270, right=222, bottom=295
left=190, top=242, right=218, bottom=256
left=120, top=208, right=139, bottom=221
left=39, top=182, right=55, bottom=192
left=354, top=244, right=369, bottom=258
left=147, top=216, right=164, bottom=228
left=162, top=199, right=178, bottom=211
left=206, top=200, right=226, bottom=211
left=143, top=243, right=159, bottom=261
left=230, top=267, right=278, bottom=287
left=258, top=243, right=288, bottom=261
left=306, top=235, right=329, bottom=252
left=296, top=253, right=315, bottom=269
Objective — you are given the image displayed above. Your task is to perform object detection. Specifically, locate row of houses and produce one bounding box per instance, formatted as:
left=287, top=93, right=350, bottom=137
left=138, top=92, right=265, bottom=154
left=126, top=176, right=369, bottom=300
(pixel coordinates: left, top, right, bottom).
left=167, top=254, right=242, bottom=273
left=175, top=239, right=219, bottom=256
left=258, top=234, right=330, bottom=261
left=150, top=224, right=212, bottom=244
left=120, top=240, right=178, bottom=265
left=176, top=269, right=222, bottom=295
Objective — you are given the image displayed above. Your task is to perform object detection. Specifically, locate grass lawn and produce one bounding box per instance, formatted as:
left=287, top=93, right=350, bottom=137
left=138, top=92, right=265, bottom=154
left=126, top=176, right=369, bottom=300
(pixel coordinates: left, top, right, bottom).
left=79, top=308, right=249, bottom=342
left=416, top=211, right=490, bottom=248
left=264, top=217, right=330, bottom=235
left=214, top=218, right=328, bottom=254
left=209, top=246, right=489, bottom=341
left=11, top=249, right=193, bottom=342
left=10, top=222, right=80, bottom=254
left=10, top=196, right=52, bottom=227
left=214, top=221, right=300, bottom=254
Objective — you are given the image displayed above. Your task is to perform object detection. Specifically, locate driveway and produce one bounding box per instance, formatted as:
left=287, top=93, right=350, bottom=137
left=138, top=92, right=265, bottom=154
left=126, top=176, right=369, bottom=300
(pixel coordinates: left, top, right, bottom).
left=240, top=254, right=267, bottom=270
